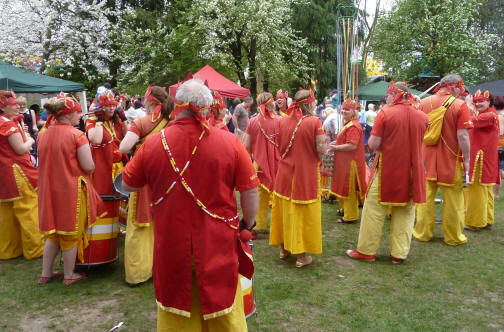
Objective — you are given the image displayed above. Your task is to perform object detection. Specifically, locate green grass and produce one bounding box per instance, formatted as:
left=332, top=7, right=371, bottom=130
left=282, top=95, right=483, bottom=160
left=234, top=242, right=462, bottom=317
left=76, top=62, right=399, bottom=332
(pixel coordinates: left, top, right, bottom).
left=1, top=197, right=503, bottom=331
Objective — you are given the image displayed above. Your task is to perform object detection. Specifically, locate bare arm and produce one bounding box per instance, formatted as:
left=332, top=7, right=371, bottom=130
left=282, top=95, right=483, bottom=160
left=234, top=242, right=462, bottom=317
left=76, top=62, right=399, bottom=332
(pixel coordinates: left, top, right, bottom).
left=242, top=133, right=251, bottom=154
left=240, top=187, right=259, bottom=229
left=119, top=131, right=140, bottom=154
left=457, top=128, right=471, bottom=171
left=232, top=113, right=240, bottom=133
left=77, top=144, right=95, bottom=174
left=316, top=134, right=328, bottom=155
left=7, top=132, right=34, bottom=155
left=368, top=135, right=382, bottom=151
left=329, top=142, right=357, bottom=152
left=87, top=125, right=103, bottom=145
left=30, top=110, right=38, bottom=134
left=122, top=180, right=141, bottom=192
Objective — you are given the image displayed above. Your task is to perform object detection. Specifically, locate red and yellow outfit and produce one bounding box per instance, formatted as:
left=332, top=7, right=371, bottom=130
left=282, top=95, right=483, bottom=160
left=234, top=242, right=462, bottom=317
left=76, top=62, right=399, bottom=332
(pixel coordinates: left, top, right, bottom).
left=0, top=115, right=44, bottom=260
left=330, top=119, right=367, bottom=221
left=414, top=91, right=472, bottom=245
left=124, top=113, right=168, bottom=284
left=465, top=105, right=499, bottom=228
left=212, top=118, right=230, bottom=131
left=269, top=115, right=325, bottom=255
left=85, top=117, right=126, bottom=194
left=123, top=116, right=259, bottom=328
left=38, top=123, right=105, bottom=262
left=245, top=108, right=280, bottom=230
left=357, top=99, right=428, bottom=259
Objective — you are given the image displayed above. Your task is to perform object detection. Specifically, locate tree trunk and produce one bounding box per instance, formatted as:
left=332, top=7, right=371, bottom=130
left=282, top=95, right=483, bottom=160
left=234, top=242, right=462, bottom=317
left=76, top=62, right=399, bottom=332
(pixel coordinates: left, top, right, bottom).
left=247, top=36, right=257, bottom=109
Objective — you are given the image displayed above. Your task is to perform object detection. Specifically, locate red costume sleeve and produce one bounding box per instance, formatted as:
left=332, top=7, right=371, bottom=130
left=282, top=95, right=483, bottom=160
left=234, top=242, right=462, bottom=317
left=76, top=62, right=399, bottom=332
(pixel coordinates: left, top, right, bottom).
left=471, top=111, right=497, bottom=128
left=371, top=111, right=385, bottom=137
left=123, top=144, right=147, bottom=189
left=457, top=103, right=473, bottom=129
left=234, top=137, right=260, bottom=191
left=76, top=133, right=89, bottom=148
left=344, top=126, right=360, bottom=145
left=128, top=121, right=141, bottom=136
left=315, top=118, right=324, bottom=136
left=0, top=120, right=20, bottom=137
left=85, top=117, right=97, bottom=131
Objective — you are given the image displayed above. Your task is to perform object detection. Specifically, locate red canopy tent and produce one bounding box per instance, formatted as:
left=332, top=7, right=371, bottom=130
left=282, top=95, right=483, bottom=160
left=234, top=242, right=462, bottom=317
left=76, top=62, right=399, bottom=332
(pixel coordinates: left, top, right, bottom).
left=169, top=64, right=250, bottom=100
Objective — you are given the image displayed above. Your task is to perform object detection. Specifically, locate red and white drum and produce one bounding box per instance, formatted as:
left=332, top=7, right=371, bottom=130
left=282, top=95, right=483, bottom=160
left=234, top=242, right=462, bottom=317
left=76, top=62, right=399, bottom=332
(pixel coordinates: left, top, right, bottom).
left=76, top=194, right=120, bottom=265
left=241, top=240, right=256, bottom=318
left=118, top=197, right=128, bottom=226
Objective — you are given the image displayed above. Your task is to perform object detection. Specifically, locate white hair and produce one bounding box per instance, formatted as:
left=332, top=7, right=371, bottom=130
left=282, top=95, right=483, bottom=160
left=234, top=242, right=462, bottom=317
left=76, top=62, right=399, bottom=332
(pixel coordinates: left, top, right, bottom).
left=367, top=103, right=375, bottom=110
left=440, top=74, right=462, bottom=84
left=176, top=79, right=213, bottom=108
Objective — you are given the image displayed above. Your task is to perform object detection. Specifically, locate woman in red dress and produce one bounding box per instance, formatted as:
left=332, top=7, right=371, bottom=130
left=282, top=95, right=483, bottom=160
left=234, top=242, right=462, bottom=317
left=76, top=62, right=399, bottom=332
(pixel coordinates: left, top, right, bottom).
left=38, top=95, right=104, bottom=285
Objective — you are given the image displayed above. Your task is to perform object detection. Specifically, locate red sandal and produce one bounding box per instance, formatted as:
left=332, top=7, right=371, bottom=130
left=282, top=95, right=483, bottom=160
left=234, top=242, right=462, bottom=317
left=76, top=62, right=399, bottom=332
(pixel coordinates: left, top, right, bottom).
left=63, top=273, right=87, bottom=286
left=38, top=271, right=63, bottom=284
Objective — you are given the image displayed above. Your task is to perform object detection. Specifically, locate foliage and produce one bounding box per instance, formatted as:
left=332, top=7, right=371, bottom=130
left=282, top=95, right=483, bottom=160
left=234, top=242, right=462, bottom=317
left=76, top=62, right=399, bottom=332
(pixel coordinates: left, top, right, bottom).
left=476, top=0, right=504, bottom=82
left=370, top=0, right=501, bottom=85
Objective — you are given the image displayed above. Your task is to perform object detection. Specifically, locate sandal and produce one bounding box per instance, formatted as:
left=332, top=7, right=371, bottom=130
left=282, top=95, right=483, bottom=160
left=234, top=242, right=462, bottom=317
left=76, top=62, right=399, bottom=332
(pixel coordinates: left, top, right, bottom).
left=63, top=273, right=87, bottom=286
left=337, top=209, right=344, bottom=217
left=279, top=250, right=290, bottom=260
left=38, top=271, right=63, bottom=284
left=295, top=256, right=313, bottom=268
left=336, top=218, right=356, bottom=224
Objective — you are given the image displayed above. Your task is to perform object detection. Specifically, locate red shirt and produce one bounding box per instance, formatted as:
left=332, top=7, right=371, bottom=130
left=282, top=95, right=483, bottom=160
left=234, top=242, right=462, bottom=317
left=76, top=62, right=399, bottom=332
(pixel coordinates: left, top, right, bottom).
left=421, top=91, right=473, bottom=185
left=38, top=123, right=104, bottom=233
left=274, top=115, right=324, bottom=202
left=246, top=114, right=280, bottom=191
left=0, top=116, right=37, bottom=201
left=469, top=107, right=500, bottom=184
left=85, top=117, right=125, bottom=194
left=331, top=119, right=367, bottom=199
left=371, top=101, right=429, bottom=204
left=123, top=116, right=259, bottom=318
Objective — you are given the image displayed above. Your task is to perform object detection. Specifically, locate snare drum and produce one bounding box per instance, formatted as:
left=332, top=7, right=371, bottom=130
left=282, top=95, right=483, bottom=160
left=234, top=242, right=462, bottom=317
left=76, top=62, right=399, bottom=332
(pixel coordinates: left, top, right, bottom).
left=76, top=194, right=120, bottom=265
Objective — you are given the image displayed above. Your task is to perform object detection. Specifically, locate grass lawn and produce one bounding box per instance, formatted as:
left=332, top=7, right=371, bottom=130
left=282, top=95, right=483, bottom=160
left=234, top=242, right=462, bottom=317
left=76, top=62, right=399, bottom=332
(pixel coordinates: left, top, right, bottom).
left=1, top=197, right=503, bottom=331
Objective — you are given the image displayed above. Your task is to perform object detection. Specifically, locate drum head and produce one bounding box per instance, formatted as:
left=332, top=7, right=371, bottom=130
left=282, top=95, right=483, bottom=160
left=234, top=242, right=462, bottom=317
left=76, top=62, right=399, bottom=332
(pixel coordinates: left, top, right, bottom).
left=113, top=172, right=130, bottom=198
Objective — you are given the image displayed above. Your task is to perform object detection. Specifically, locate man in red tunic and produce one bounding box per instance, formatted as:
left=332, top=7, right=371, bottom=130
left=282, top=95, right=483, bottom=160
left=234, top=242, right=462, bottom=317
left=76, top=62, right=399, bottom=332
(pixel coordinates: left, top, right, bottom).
left=122, top=79, right=259, bottom=331
left=413, top=74, right=472, bottom=245
left=347, top=82, right=428, bottom=263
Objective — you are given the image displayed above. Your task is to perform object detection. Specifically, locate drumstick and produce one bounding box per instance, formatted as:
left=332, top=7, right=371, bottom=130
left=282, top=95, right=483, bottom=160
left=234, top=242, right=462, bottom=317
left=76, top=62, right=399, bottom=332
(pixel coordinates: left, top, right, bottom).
left=418, top=82, right=440, bottom=98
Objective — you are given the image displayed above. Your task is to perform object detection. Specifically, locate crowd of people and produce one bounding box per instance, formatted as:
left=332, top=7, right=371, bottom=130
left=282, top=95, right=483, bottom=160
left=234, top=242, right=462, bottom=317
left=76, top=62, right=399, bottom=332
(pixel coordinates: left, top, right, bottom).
left=0, top=72, right=502, bottom=331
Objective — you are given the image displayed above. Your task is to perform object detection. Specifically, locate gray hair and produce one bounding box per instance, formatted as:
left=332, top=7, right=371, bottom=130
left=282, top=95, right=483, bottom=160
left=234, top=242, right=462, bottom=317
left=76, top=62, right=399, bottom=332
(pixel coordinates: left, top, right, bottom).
left=175, top=79, right=213, bottom=108
left=243, top=96, right=253, bottom=103
left=440, top=74, right=462, bottom=84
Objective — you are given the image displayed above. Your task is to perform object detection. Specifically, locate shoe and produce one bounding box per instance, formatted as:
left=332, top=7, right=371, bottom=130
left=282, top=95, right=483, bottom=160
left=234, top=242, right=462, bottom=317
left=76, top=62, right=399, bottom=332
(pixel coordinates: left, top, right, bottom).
left=337, top=209, right=344, bottom=217
left=295, top=256, right=313, bottom=268
left=279, top=249, right=290, bottom=260
left=391, top=256, right=404, bottom=264
left=464, top=225, right=482, bottom=232
left=346, top=249, right=375, bottom=262
left=483, top=224, right=493, bottom=230
left=251, top=230, right=257, bottom=240
left=63, top=273, right=87, bottom=286
left=336, top=218, right=356, bottom=224
left=38, top=271, right=63, bottom=284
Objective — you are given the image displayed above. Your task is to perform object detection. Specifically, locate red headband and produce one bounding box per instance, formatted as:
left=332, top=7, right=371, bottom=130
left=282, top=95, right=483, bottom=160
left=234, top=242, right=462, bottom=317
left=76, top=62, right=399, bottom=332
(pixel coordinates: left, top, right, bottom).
left=342, top=98, right=360, bottom=110
left=45, top=92, right=82, bottom=129
left=285, top=87, right=316, bottom=120
left=387, top=80, right=415, bottom=106
left=171, top=102, right=210, bottom=133
left=276, top=89, right=288, bottom=100
left=473, top=89, right=490, bottom=103
left=144, top=84, right=166, bottom=122
left=98, top=91, right=118, bottom=107
left=0, top=90, right=18, bottom=109
left=433, top=78, right=464, bottom=93
left=259, top=97, right=276, bottom=119
left=210, top=92, right=226, bottom=111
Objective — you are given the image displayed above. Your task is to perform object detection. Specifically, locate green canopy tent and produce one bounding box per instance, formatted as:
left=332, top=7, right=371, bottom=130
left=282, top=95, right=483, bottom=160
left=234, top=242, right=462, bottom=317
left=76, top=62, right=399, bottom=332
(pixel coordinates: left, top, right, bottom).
left=0, top=60, right=84, bottom=92
left=358, top=81, right=428, bottom=101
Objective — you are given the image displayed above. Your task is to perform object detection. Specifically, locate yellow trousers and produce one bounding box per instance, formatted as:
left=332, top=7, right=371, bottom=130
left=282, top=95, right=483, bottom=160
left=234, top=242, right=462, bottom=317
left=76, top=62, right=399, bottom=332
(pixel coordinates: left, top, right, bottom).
left=337, top=173, right=359, bottom=221
left=0, top=167, right=44, bottom=260
left=125, top=191, right=154, bottom=284
left=269, top=195, right=322, bottom=255
left=157, top=272, right=247, bottom=332
left=357, top=176, right=415, bottom=259
left=414, top=164, right=467, bottom=245
left=465, top=163, right=495, bottom=228
left=255, top=186, right=271, bottom=231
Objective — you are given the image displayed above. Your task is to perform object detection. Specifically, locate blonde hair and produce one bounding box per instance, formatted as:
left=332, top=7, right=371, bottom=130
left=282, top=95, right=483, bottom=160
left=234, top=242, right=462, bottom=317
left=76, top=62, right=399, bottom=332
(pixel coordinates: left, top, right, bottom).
left=43, top=98, right=66, bottom=115
left=294, top=89, right=314, bottom=115
left=256, top=92, right=275, bottom=113
left=17, top=96, right=27, bottom=105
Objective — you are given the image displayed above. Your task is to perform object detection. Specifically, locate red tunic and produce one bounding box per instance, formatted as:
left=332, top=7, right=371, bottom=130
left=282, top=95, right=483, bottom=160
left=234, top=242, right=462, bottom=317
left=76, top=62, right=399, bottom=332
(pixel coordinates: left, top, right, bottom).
left=331, top=119, right=367, bottom=199
left=246, top=114, right=280, bottom=191
left=212, top=118, right=230, bottom=132
left=370, top=100, right=429, bottom=204
left=123, top=117, right=259, bottom=318
left=0, top=116, right=37, bottom=201
left=274, top=115, right=324, bottom=203
left=85, top=117, right=125, bottom=194
left=469, top=107, right=500, bottom=184
left=421, top=91, right=473, bottom=185
left=38, top=123, right=104, bottom=234
left=128, top=115, right=169, bottom=224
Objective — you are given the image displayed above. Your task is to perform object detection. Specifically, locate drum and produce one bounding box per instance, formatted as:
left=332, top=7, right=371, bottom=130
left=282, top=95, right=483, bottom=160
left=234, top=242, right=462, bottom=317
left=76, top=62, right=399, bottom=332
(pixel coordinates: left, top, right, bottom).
left=113, top=172, right=130, bottom=198
left=76, top=194, right=120, bottom=265
left=241, top=240, right=257, bottom=318
left=114, top=172, right=129, bottom=226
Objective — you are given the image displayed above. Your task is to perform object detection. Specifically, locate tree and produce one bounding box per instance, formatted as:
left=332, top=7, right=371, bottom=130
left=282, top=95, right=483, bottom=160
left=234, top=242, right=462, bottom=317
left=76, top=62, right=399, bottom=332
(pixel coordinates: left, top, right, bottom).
left=0, top=0, right=115, bottom=80
left=476, top=0, right=504, bottom=81
left=370, top=0, right=501, bottom=85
